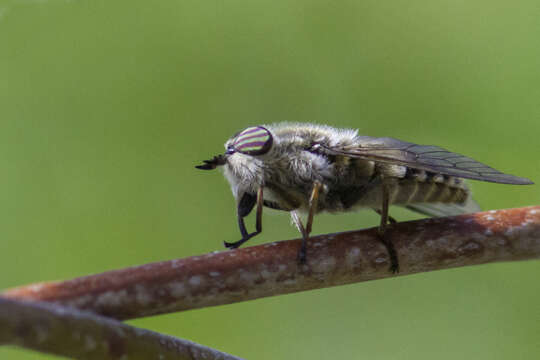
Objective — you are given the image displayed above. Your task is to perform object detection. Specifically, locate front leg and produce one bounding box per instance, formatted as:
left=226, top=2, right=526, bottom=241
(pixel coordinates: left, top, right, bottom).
left=224, top=187, right=264, bottom=249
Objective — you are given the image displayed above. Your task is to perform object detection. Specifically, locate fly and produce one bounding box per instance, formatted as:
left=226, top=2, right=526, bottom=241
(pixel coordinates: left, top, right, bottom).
left=196, top=123, right=533, bottom=272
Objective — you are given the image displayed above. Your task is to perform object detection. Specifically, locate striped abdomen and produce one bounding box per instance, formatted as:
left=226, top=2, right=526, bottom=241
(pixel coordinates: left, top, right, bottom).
left=390, top=169, right=469, bottom=205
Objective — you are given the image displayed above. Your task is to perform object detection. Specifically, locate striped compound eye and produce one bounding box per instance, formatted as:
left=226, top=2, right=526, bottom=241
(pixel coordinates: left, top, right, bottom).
left=232, top=126, right=273, bottom=155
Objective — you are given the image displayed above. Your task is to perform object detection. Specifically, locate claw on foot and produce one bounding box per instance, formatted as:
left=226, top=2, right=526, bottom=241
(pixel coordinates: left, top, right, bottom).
left=223, top=240, right=243, bottom=249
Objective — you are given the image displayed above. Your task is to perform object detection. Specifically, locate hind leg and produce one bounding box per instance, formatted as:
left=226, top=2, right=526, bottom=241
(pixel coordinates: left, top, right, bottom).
left=376, top=181, right=399, bottom=273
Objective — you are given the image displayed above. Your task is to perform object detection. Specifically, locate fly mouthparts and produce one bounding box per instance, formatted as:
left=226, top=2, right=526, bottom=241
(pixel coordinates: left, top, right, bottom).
left=195, top=154, right=227, bottom=170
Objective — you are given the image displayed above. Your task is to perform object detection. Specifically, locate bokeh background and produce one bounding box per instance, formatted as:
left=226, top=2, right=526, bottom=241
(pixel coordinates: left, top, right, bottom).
left=1, top=0, right=539, bottom=359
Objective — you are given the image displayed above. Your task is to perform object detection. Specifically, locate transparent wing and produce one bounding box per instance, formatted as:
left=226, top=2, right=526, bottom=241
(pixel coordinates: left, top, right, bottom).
left=406, top=196, right=481, bottom=217
left=319, top=137, right=533, bottom=185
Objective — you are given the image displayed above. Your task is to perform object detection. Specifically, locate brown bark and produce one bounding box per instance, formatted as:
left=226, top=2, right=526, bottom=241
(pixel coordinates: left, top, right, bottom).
left=0, top=298, right=243, bottom=360
left=3, top=206, right=539, bottom=320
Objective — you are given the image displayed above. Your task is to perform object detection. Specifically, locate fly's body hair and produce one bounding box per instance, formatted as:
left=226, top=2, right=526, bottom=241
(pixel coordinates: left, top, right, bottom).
left=222, top=123, right=470, bottom=214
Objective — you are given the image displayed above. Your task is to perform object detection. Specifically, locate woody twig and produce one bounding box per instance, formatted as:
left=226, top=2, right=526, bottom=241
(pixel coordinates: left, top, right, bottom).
left=2, top=206, right=539, bottom=321
left=0, top=297, right=243, bottom=360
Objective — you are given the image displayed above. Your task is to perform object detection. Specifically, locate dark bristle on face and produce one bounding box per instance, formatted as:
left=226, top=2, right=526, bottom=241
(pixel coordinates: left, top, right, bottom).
left=195, top=155, right=226, bottom=170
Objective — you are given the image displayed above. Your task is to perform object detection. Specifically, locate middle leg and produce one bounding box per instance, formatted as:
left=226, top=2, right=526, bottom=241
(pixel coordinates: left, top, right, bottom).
left=290, top=181, right=322, bottom=263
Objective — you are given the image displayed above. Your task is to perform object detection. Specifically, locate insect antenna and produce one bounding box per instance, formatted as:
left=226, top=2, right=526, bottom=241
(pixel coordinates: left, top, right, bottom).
left=195, top=155, right=227, bottom=170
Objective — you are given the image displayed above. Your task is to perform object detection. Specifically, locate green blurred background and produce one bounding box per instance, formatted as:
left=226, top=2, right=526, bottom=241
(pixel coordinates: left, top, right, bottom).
left=1, top=0, right=539, bottom=359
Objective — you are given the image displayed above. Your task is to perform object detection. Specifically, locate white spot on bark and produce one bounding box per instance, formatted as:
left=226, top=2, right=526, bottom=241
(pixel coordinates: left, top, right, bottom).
left=312, top=256, right=336, bottom=273
left=28, top=283, right=45, bottom=292
left=96, top=290, right=127, bottom=307
left=189, top=275, right=204, bottom=286
left=485, top=215, right=495, bottom=221
left=504, top=227, right=515, bottom=236
left=461, top=242, right=480, bottom=251
left=346, top=247, right=361, bottom=267
left=209, top=271, right=221, bottom=277
left=52, top=306, right=67, bottom=316
left=260, top=269, right=273, bottom=279
left=437, top=237, right=449, bottom=246
left=239, top=271, right=257, bottom=284
left=135, top=285, right=152, bottom=305
left=470, top=233, right=485, bottom=241
left=282, top=278, right=297, bottom=285
left=67, top=294, right=92, bottom=308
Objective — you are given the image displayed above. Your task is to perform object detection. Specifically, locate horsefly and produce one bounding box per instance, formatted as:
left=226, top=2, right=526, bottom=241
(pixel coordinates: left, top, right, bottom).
left=196, top=123, right=533, bottom=272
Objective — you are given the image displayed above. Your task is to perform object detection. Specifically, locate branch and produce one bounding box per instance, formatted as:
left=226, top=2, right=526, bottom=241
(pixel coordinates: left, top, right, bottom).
left=2, top=206, right=539, bottom=320
left=0, top=297, right=244, bottom=360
